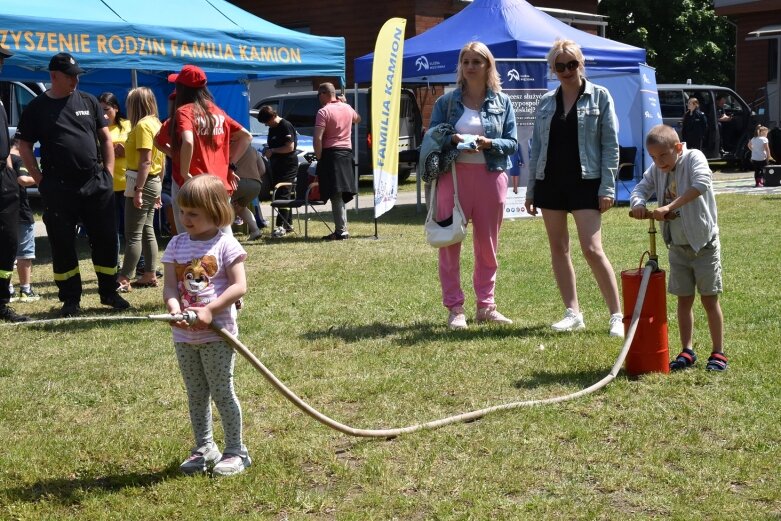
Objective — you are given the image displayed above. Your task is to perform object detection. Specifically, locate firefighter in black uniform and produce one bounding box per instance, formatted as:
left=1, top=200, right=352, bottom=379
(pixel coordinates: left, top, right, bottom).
left=17, top=53, right=129, bottom=317
left=0, top=45, right=29, bottom=322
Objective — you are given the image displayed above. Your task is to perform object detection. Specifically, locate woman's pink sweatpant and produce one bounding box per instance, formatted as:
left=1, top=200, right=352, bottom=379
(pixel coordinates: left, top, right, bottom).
left=436, top=162, right=508, bottom=310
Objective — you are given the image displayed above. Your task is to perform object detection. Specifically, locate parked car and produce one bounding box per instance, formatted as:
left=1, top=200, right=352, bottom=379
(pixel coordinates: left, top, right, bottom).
left=248, top=108, right=314, bottom=168
left=252, top=88, right=422, bottom=182
left=2, top=80, right=47, bottom=196
left=657, top=84, right=756, bottom=169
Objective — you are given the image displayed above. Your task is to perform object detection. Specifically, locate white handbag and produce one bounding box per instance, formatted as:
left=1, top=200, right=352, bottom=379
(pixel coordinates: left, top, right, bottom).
left=425, top=164, right=468, bottom=248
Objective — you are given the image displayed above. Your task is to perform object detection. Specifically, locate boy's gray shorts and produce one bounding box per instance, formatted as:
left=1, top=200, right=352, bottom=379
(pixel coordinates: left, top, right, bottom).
left=667, top=239, right=722, bottom=296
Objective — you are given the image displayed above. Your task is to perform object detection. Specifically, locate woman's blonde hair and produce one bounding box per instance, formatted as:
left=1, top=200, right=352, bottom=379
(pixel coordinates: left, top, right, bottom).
left=688, top=98, right=700, bottom=109
left=456, top=41, right=501, bottom=92
left=176, top=175, right=234, bottom=228
left=126, top=87, right=159, bottom=127
left=546, top=39, right=586, bottom=78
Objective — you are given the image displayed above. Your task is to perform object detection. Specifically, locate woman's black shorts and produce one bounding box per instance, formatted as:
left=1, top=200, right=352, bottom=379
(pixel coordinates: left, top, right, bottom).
left=533, top=171, right=601, bottom=212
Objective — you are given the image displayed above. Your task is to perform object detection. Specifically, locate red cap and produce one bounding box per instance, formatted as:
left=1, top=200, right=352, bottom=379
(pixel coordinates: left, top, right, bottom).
left=168, top=64, right=206, bottom=88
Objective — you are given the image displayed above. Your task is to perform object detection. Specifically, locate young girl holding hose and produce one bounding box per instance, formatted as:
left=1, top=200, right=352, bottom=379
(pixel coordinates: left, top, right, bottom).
left=162, top=174, right=251, bottom=476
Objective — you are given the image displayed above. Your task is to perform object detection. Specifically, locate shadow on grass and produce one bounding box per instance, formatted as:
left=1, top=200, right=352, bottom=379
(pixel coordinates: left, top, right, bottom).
left=302, top=320, right=550, bottom=346
left=513, top=368, right=608, bottom=390
left=2, top=462, right=182, bottom=506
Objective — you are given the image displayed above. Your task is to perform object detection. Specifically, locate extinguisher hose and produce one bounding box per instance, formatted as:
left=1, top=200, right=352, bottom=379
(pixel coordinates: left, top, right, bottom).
left=212, top=262, right=656, bottom=438
left=4, top=264, right=655, bottom=438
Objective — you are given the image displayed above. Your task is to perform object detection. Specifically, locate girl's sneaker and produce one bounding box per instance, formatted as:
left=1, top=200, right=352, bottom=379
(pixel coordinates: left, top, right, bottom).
left=179, top=445, right=222, bottom=475
left=213, top=453, right=252, bottom=477
left=19, top=288, right=41, bottom=303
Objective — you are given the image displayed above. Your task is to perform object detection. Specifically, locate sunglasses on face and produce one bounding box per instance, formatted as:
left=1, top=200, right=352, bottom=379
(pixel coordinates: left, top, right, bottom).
left=554, top=60, right=579, bottom=73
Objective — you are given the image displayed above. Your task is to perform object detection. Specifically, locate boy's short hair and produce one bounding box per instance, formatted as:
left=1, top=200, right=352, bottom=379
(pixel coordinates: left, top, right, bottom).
left=176, top=174, right=234, bottom=229
left=646, top=124, right=680, bottom=149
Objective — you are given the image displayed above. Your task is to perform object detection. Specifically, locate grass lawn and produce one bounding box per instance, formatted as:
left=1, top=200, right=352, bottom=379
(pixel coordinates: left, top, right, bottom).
left=1, top=193, right=779, bottom=520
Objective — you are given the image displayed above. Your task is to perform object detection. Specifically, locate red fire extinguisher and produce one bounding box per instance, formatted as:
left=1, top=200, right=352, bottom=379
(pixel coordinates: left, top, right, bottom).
left=622, top=213, right=670, bottom=376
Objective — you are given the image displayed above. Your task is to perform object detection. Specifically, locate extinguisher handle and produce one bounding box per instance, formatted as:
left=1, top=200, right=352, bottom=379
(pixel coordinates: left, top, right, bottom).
left=627, top=209, right=653, bottom=220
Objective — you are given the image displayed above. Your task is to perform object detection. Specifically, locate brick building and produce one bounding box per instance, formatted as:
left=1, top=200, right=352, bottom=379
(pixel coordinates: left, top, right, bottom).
left=714, top=0, right=781, bottom=127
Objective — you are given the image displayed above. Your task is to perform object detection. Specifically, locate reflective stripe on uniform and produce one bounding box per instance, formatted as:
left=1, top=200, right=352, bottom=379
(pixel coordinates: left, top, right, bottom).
left=94, top=264, right=118, bottom=276
left=53, top=266, right=81, bottom=281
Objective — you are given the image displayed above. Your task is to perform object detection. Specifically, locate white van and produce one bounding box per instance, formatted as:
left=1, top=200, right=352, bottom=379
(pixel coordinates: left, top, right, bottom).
left=2, top=80, right=47, bottom=195
left=253, top=88, right=422, bottom=181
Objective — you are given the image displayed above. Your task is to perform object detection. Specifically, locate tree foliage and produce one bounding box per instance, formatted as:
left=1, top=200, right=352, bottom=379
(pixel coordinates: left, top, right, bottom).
left=597, top=0, right=735, bottom=86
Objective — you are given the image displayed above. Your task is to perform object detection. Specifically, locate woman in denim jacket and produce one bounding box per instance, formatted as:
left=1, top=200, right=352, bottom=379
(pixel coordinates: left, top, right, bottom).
left=429, top=41, right=518, bottom=330
left=524, top=39, right=624, bottom=338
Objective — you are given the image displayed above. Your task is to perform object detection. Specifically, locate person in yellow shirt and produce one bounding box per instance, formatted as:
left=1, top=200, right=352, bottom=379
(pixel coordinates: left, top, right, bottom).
left=116, top=87, right=165, bottom=291
left=99, top=92, right=132, bottom=245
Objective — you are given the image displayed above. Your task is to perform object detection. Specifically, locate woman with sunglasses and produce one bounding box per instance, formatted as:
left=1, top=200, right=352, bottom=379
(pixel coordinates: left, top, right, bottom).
left=525, top=39, right=624, bottom=338
left=428, top=41, right=518, bottom=329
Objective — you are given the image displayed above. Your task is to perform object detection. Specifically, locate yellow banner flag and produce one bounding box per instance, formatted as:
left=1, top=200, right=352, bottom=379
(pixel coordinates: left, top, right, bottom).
left=371, top=18, right=406, bottom=218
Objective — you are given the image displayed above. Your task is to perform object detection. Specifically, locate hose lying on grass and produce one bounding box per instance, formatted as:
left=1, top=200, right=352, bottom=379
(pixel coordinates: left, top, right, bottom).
left=3, top=262, right=655, bottom=438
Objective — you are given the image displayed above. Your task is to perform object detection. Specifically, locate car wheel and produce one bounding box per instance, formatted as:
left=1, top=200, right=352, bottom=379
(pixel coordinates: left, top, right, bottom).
left=398, top=169, right=413, bottom=182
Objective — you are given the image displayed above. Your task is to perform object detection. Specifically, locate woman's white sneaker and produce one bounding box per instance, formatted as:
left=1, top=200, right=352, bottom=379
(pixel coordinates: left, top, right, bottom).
left=609, top=313, right=625, bottom=338
left=447, top=307, right=468, bottom=330
left=551, top=308, right=585, bottom=332
left=476, top=306, right=513, bottom=324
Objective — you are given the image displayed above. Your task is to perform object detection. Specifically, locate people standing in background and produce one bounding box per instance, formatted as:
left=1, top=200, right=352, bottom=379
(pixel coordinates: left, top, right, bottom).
left=0, top=44, right=30, bottom=322
left=9, top=139, right=41, bottom=303
left=257, top=105, right=297, bottom=238
left=427, top=41, right=518, bottom=329
left=747, top=124, right=774, bottom=187
left=16, top=52, right=128, bottom=317
left=153, top=64, right=252, bottom=236
left=525, top=39, right=624, bottom=338
left=313, top=82, right=360, bottom=241
left=230, top=144, right=265, bottom=241
left=681, top=97, right=707, bottom=151
left=116, top=87, right=165, bottom=292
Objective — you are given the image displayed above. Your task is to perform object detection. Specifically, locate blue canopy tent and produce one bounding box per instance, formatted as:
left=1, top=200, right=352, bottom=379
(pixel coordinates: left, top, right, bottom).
left=0, top=0, right=345, bottom=125
left=354, top=0, right=662, bottom=202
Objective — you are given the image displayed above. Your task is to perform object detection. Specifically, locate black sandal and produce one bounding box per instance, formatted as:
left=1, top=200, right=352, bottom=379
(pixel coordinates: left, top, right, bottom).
left=706, top=352, right=728, bottom=372
left=670, top=348, right=697, bottom=371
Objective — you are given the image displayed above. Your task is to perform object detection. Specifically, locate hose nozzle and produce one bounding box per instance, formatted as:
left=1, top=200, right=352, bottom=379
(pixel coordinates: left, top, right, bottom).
left=147, top=310, right=198, bottom=325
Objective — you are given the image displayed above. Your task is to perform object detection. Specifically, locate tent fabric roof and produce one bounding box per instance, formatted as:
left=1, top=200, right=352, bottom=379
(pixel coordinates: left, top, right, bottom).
left=0, top=0, right=344, bottom=80
left=354, top=0, right=645, bottom=83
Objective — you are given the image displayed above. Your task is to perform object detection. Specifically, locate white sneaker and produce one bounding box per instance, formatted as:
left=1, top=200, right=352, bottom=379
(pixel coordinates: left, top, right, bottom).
left=447, top=308, right=467, bottom=330
left=609, top=313, right=625, bottom=338
left=476, top=305, right=513, bottom=324
left=213, top=453, right=252, bottom=477
left=179, top=444, right=222, bottom=475
left=551, top=308, right=585, bottom=332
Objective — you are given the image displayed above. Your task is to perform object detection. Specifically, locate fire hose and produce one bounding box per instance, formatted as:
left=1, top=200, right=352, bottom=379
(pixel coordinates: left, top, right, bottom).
left=4, top=217, right=662, bottom=438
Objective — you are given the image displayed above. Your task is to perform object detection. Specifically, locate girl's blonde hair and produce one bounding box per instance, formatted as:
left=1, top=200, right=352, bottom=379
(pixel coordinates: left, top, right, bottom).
left=754, top=124, right=768, bottom=137
left=176, top=175, right=234, bottom=228
left=126, top=87, right=159, bottom=127
left=546, top=38, right=586, bottom=78
left=456, top=41, right=502, bottom=93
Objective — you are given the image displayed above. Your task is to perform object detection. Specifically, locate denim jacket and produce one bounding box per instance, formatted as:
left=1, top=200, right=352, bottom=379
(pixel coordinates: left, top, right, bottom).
left=527, top=80, right=619, bottom=200
left=429, top=88, right=518, bottom=172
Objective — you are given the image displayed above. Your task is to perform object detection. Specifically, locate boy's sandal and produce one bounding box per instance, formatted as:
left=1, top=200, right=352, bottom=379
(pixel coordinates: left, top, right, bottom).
left=669, top=348, right=697, bottom=371
left=706, top=352, right=728, bottom=372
